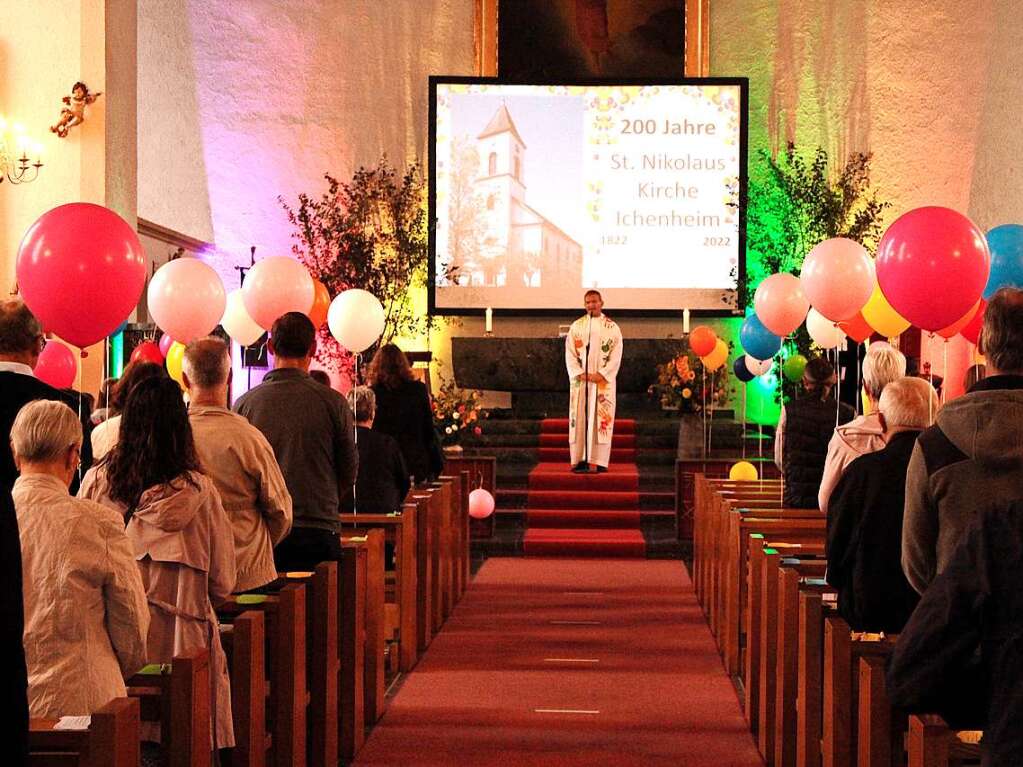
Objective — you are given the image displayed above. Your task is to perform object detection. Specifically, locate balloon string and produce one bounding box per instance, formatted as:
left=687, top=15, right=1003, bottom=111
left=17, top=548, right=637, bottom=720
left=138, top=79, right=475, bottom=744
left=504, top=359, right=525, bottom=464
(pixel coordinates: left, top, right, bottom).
left=741, top=385, right=747, bottom=460
left=701, top=368, right=707, bottom=460
left=834, top=344, right=842, bottom=428
left=352, top=352, right=360, bottom=516
left=77, top=349, right=84, bottom=486
left=942, top=339, right=948, bottom=405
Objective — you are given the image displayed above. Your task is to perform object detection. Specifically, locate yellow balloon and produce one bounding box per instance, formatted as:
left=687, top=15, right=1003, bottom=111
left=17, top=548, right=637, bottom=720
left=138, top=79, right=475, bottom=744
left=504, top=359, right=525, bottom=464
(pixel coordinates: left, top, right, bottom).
left=166, top=341, right=186, bottom=388
left=729, top=461, right=759, bottom=481
left=862, top=283, right=911, bottom=338
left=701, top=338, right=729, bottom=372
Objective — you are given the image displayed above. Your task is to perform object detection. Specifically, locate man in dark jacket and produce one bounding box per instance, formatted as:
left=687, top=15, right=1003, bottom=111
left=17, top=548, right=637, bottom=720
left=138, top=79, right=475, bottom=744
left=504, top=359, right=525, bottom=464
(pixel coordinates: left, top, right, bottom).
left=887, top=497, right=1023, bottom=767
left=1, top=481, right=28, bottom=764
left=775, top=356, right=854, bottom=508
left=902, top=288, right=1023, bottom=593
left=826, top=377, right=937, bottom=632
left=342, top=386, right=410, bottom=515
left=235, top=312, right=358, bottom=570
left=0, top=299, right=93, bottom=492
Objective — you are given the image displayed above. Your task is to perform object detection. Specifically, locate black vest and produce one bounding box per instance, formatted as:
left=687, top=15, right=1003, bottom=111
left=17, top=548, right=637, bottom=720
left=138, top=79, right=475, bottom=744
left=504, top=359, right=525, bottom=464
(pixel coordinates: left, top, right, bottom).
left=782, top=394, right=853, bottom=508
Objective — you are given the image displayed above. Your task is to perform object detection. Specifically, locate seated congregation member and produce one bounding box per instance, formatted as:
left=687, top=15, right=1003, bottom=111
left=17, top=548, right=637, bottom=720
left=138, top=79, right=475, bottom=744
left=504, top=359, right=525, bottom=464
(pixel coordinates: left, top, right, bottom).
left=235, top=312, right=358, bottom=571
left=887, top=497, right=1023, bottom=766
left=183, top=337, right=293, bottom=591
left=774, top=357, right=854, bottom=508
left=12, top=401, right=149, bottom=718
left=1, top=481, right=28, bottom=763
left=342, top=387, right=410, bottom=514
left=818, top=342, right=906, bottom=515
left=80, top=377, right=236, bottom=749
left=0, top=299, right=93, bottom=490
left=902, top=287, right=1023, bottom=594
left=90, top=361, right=167, bottom=460
left=368, top=343, right=443, bottom=484
left=825, top=377, right=937, bottom=633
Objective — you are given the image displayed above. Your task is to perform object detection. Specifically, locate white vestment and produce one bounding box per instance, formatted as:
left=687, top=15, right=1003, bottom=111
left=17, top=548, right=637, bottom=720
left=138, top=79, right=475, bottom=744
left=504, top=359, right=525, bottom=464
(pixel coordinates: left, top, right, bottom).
left=565, top=314, right=623, bottom=467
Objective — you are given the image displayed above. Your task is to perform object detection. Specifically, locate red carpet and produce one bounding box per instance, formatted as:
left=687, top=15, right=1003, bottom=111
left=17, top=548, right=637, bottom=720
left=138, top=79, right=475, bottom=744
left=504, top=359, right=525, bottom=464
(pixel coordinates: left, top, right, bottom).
left=354, top=558, right=762, bottom=766
left=523, top=419, right=646, bottom=557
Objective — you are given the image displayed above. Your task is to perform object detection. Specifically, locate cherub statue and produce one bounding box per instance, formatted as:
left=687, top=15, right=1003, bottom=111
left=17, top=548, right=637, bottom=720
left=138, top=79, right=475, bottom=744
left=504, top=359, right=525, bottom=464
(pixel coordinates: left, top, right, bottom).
left=50, top=82, right=102, bottom=138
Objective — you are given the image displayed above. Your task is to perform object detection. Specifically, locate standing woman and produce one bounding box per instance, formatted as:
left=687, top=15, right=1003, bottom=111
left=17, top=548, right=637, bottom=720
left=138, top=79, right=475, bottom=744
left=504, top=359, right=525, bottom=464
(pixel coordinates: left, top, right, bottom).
left=79, top=377, right=236, bottom=750
left=368, top=343, right=443, bottom=484
left=90, top=361, right=168, bottom=461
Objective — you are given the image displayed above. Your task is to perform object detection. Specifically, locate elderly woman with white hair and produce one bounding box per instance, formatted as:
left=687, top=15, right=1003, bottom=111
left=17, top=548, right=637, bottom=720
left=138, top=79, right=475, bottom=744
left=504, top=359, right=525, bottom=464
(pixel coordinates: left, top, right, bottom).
left=818, top=341, right=907, bottom=514
left=825, top=376, right=939, bottom=633
left=11, top=399, right=149, bottom=719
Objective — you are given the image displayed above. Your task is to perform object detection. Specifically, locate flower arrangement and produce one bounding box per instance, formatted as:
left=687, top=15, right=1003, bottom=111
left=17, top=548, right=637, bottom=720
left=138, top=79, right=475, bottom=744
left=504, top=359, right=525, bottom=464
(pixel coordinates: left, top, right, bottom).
left=649, top=345, right=733, bottom=414
left=432, top=373, right=485, bottom=446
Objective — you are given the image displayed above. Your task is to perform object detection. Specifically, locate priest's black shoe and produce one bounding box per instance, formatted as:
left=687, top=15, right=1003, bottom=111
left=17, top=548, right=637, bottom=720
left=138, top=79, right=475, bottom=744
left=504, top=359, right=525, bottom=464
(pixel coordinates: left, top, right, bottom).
left=571, top=462, right=590, bottom=473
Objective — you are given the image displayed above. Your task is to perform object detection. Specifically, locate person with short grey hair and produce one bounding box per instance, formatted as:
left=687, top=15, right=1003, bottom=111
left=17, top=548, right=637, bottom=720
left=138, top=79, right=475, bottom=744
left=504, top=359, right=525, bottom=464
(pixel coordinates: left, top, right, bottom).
left=11, top=400, right=149, bottom=719
left=183, top=337, right=292, bottom=592
left=341, top=385, right=410, bottom=515
left=903, top=287, right=1023, bottom=594
left=826, top=376, right=938, bottom=633
left=817, top=341, right=907, bottom=515
left=1, top=299, right=93, bottom=490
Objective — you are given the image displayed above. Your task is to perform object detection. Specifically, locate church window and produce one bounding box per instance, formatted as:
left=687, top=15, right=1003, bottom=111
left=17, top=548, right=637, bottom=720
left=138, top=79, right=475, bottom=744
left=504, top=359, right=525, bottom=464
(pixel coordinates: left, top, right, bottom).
left=488, top=152, right=497, bottom=176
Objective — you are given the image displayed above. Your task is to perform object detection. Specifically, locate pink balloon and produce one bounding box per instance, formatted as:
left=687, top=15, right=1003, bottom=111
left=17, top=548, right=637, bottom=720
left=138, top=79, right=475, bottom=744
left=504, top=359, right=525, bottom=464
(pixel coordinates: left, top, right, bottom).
left=158, top=333, right=174, bottom=357
left=801, top=238, right=875, bottom=322
left=242, top=257, right=314, bottom=330
left=468, top=488, right=495, bottom=520
left=876, top=207, right=991, bottom=332
left=753, top=273, right=809, bottom=336
left=148, top=258, right=226, bottom=344
left=35, top=340, right=78, bottom=389
left=16, top=203, right=147, bottom=348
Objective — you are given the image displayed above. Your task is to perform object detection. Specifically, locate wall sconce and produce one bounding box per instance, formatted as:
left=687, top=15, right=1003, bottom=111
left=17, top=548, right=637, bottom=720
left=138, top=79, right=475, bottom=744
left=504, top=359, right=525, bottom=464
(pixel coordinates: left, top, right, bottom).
left=0, top=116, right=44, bottom=185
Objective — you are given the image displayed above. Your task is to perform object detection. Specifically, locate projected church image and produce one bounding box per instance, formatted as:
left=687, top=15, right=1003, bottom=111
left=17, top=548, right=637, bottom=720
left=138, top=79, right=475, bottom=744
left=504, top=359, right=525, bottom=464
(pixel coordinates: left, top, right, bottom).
left=451, top=104, right=582, bottom=292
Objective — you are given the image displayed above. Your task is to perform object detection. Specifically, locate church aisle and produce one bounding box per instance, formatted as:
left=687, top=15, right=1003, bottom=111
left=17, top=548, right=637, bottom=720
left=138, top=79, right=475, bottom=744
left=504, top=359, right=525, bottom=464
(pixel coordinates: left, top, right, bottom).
left=354, top=558, right=762, bottom=766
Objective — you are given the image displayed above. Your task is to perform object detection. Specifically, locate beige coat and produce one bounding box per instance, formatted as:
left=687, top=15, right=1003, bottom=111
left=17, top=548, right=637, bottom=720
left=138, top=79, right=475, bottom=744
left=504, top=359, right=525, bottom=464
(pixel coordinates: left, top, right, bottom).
left=79, top=468, right=237, bottom=748
left=14, top=473, right=149, bottom=718
left=818, top=412, right=887, bottom=515
left=189, top=405, right=292, bottom=591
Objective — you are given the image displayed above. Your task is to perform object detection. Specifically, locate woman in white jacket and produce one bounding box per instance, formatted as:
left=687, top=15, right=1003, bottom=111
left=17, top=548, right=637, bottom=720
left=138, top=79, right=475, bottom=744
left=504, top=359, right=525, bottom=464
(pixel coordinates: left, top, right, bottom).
left=11, top=399, right=149, bottom=718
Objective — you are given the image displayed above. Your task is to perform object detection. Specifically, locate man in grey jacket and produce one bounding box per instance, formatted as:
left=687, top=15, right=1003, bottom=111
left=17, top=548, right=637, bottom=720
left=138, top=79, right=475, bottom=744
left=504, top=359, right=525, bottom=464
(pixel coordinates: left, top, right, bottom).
left=902, top=287, right=1023, bottom=594
left=235, top=312, right=358, bottom=570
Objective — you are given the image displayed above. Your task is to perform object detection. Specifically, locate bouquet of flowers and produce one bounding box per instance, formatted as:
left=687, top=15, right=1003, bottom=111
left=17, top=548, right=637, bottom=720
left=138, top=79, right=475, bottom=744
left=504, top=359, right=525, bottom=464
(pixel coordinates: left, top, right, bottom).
left=649, top=345, right=733, bottom=414
left=432, top=374, right=485, bottom=446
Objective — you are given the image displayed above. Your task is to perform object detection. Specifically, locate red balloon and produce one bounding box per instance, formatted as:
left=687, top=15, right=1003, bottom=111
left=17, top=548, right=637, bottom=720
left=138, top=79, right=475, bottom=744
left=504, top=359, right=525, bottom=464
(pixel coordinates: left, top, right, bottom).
left=688, top=325, right=717, bottom=357
left=35, top=340, right=78, bottom=389
left=960, top=299, right=986, bottom=345
left=937, top=301, right=980, bottom=339
left=876, top=207, right=990, bottom=332
left=308, top=279, right=331, bottom=328
left=130, top=341, right=165, bottom=365
left=836, top=312, right=873, bottom=344
left=17, top=203, right=147, bottom=348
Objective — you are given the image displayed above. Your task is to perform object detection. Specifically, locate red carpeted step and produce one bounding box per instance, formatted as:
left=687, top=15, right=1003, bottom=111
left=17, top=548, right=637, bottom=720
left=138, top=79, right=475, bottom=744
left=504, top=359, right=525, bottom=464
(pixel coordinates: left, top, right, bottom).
left=538, top=432, right=636, bottom=448
left=540, top=418, right=635, bottom=435
left=523, top=528, right=646, bottom=557
left=528, top=463, right=638, bottom=492
left=526, top=509, right=642, bottom=528
left=526, top=489, right=640, bottom=510
left=537, top=447, right=637, bottom=462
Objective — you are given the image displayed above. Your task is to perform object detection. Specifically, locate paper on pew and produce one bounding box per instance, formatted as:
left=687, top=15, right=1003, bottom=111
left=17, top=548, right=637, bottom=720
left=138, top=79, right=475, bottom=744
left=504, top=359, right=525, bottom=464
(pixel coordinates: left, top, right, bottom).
left=54, top=716, right=91, bottom=730
left=235, top=594, right=268, bottom=605
left=284, top=571, right=315, bottom=578
left=956, top=731, right=983, bottom=745
left=345, top=536, right=368, bottom=542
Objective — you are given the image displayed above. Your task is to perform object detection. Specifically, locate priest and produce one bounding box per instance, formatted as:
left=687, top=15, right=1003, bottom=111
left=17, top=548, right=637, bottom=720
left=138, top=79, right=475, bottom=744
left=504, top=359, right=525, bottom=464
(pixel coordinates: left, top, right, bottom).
left=564, top=290, right=624, bottom=473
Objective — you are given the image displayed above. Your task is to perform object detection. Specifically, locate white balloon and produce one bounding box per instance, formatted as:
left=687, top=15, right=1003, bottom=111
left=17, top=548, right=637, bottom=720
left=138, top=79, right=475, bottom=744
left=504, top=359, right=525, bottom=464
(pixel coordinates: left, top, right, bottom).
left=221, top=289, right=265, bottom=347
left=327, top=289, right=385, bottom=353
left=744, top=354, right=773, bottom=376
left=807, top=307, right=846, bottom=349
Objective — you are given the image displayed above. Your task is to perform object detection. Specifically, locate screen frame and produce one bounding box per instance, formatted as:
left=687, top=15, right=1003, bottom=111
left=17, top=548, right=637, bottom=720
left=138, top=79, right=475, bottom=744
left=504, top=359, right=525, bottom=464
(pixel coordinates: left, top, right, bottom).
left=427, top=74, right=749, bottom=318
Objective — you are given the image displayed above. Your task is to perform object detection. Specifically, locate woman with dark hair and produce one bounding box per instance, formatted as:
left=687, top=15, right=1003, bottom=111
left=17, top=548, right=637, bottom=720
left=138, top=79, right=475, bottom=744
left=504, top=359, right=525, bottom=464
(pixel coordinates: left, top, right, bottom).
left=90, top=361, right=168, bottom=460
left=368, top=343, right=443, bottom=483
left=79, top=377, right=236, bottom=750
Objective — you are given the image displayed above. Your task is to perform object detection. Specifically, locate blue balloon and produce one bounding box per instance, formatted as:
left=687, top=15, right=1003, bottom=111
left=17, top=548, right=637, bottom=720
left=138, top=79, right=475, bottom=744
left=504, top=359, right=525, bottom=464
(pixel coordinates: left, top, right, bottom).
left=733, top=355, right=756, bottom=383
left=740, top=314, right=781, bottom=361
left=984, top=224, right=1023, bottom=299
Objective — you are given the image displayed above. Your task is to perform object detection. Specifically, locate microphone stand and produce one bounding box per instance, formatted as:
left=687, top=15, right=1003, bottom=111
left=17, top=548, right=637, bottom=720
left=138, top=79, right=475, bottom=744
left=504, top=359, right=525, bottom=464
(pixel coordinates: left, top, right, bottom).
left=582, top=313, right=592, bottom=470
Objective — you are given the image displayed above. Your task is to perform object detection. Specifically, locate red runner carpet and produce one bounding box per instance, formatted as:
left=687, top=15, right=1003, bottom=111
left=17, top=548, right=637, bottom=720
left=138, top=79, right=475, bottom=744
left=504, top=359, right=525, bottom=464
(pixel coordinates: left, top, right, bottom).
left=523, top=419, right=646, bottom=557
left=353, top=558, right=762, bottom=766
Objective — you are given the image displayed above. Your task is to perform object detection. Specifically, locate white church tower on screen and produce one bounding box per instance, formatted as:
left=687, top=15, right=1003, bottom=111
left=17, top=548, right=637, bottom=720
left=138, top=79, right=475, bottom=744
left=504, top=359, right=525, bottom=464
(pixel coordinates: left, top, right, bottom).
left=472, top=103, right=581, bottom=289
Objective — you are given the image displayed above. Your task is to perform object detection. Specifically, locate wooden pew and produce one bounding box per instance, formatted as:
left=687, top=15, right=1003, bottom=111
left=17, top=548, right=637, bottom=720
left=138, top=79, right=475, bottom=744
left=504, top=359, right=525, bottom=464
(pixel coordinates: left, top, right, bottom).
left=431, top=477, right=457, bottom=623
left=218, top=585, right=307, bottom=767
left=126, top=648, right=213, bottom=767
left=445, top=454, right=496, bottom=552
left=339, top=538, right=367, bottom=762
left=858, top=654, right=903, bottom=767
left=219, top=610, right=268, bottom=767
left=29, top=697, right=140, bottom=767
left=340, top=503, right=419, bottom=672
left=410, top=489, right=435, bottom=652
left=905, top=715, right=983, bottom=767
left=679, top=459, right=781, bottom=540
left=343, top=530, right=387, bottom=725
left=797, top=588, right=836, bottom=767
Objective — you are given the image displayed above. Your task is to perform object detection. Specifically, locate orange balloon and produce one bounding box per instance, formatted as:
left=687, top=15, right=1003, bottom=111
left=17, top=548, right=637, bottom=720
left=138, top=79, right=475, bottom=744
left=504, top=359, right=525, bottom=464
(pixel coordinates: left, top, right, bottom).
left=689, top=325, right=717, bottom=357
left=837, top=312, right=873, bottom=343
left=936, top=300, right=980, bottom=339
left=308, top=279, right=331, bottom=328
